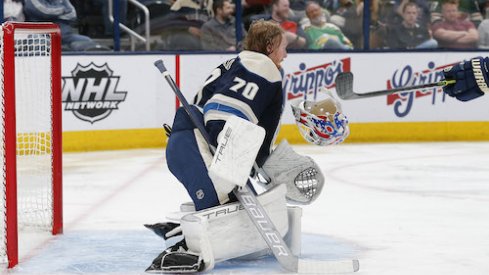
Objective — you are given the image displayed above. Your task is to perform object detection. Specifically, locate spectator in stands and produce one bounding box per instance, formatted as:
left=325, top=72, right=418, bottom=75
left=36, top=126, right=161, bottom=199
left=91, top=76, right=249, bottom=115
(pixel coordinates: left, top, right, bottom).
left=92, top=0, right=128, bottom=37
left=431, top=0, right=479, bottom=49
left=23, top=0, right=108, bottom=51
left=395, top=0, right=430, bottom=26
left=478, top=19, right=489, bottom=48
left=330, top=0, right=363, bottom=48
left=478, top=1, right=489, bottom=48
left=430, top=0, right=483, bottom=27
left=3, top=0, right=25, bottom=22
left=302, top=1, right=353, bottom=49
left=153, top=0, right=211, bottom=50
left=387, top=2, right=438, bottom=49
left=269, top=0, right=308, bottom=49
left=201, top=0, right=245, bottom=51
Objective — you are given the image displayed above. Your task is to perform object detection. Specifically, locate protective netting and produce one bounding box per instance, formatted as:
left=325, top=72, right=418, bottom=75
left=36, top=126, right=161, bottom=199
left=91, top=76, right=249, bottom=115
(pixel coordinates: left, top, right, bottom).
left=0, top=27, right=55, bottom=266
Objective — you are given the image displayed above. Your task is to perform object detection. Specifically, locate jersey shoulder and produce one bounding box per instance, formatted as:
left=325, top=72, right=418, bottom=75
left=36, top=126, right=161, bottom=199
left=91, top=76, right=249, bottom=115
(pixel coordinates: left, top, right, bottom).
left=237, top=51, right=282, bottom=84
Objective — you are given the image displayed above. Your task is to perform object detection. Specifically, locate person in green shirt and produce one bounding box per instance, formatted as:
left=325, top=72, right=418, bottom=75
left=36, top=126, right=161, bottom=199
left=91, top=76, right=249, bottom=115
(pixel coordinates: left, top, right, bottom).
left=303, top=1, right=353, bottom=50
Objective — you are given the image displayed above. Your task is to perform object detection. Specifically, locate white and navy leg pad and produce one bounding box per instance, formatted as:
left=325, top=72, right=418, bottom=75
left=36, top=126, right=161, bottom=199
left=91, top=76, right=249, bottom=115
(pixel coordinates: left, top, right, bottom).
left=180, top=184, right=291, bottom=268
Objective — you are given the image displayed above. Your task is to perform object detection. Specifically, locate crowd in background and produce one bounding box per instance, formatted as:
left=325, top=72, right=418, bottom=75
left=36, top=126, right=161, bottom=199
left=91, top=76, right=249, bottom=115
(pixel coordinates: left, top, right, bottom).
left=2, top=0, right=489, bottom=51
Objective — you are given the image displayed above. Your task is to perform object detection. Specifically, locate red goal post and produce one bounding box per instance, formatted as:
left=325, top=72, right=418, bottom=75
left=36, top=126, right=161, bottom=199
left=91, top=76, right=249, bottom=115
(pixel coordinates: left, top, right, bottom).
left=0, top=22, right=62, bottom=268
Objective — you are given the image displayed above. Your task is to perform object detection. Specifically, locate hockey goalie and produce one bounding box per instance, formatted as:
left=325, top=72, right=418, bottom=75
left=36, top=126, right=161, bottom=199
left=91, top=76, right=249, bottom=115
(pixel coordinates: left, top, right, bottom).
left=146, top=20, right=350, bottom=273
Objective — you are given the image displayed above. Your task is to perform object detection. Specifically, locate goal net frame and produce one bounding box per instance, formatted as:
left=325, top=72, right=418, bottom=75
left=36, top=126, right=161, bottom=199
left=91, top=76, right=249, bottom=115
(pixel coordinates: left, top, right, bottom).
left=1, top=22, right=62, bottom=268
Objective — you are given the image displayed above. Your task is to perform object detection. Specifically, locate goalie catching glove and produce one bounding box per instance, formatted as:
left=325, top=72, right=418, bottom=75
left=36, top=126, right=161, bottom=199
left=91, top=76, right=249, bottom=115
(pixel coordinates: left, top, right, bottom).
left=442, top=57, right=489, bottom=102
left=291, top=94, right=349, bottom=146
left=260, top=140, right=325, bottom=204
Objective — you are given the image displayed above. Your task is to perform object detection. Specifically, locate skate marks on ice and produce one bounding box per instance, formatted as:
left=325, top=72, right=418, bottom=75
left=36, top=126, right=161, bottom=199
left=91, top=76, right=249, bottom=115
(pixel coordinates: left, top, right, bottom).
left=318, top=143, right=489, bottom=201
left=13, top=230, right=159, bottom=274
left=12, top=231, right=361, bottom=274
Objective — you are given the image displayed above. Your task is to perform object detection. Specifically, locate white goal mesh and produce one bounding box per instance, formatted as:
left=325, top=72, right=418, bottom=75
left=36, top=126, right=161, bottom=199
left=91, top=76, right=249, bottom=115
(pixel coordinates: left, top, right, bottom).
left=15, top=32, right=54, bottom=231
left=0, top=22, right=62, bottom=268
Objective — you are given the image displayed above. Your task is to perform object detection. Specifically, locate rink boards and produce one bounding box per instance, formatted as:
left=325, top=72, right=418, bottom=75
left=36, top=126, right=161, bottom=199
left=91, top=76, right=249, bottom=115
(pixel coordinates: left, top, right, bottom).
left=60, top=52, right=489, bottom=151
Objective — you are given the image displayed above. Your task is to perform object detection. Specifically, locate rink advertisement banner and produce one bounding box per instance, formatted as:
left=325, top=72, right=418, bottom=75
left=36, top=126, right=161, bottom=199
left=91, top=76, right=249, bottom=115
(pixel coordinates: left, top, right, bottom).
left=61, top=54, right=178, bottom=150
left=180, top=52, right=489, bottom=125
left=280, top=52, right=489, bottom=124
left=61, top=52, right=489, bottom=150
left=61, top=54, right=177, bottom=131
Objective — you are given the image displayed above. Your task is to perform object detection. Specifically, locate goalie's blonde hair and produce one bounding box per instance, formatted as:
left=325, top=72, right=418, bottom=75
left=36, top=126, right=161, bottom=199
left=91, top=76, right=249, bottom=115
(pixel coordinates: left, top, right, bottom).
left=244, top=20, right=284, bottom=56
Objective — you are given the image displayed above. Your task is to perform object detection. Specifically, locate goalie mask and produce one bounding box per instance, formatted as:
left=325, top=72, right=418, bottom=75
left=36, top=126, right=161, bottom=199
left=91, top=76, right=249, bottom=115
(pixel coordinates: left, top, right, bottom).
left=291, top=95, right=349, bottom=146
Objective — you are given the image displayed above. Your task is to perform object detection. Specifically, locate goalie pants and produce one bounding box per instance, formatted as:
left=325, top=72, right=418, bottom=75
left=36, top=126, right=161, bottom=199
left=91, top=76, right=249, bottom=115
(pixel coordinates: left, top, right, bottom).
left=166, top=106, right=223, bottom=211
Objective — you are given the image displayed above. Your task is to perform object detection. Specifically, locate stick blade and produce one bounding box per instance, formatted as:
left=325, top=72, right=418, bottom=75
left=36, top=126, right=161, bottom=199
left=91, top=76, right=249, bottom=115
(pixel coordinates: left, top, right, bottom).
left=335, top=72, right=358, bottom=100
left=298, top=259, right=359, bottom=274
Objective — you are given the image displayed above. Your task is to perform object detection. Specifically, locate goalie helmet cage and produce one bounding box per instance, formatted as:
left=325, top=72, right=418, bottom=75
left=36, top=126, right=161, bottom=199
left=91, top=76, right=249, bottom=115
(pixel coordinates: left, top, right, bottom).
left=0, top=22, right=62, bottom=268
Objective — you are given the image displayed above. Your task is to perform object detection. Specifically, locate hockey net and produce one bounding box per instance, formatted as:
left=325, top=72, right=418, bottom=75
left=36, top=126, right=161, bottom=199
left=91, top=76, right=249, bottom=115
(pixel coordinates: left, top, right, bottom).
left=0, top=22, right=62, bottom=268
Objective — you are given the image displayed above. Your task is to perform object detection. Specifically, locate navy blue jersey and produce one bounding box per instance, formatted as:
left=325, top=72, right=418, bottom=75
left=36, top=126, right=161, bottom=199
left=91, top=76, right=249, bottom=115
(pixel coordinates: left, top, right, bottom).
left=193, top=51, right=284, bottom=166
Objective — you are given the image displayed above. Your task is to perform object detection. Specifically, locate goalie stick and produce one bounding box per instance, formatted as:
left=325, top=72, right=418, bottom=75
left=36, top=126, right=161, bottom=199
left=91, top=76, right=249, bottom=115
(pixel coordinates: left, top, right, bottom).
left=154, top=60, right=359, bottom=274
left=335, top=71, right=456, bottom=100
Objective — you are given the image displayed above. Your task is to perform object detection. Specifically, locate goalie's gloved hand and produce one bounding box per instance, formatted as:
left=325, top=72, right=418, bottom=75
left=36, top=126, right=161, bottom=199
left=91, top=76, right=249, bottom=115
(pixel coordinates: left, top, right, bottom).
left=442, top=57, right=489, bottom=101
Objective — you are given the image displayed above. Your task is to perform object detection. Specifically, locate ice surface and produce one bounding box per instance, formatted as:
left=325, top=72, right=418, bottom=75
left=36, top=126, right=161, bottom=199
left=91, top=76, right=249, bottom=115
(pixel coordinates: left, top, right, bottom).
left=7, top=143, right=489, bottom=274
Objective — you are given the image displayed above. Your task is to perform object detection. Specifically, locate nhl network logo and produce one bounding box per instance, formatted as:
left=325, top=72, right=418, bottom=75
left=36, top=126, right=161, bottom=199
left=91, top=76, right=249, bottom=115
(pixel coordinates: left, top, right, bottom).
left=62, top=62, right=127, bottom=123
